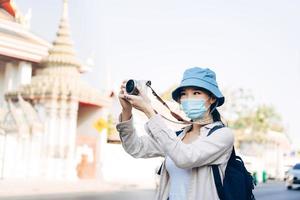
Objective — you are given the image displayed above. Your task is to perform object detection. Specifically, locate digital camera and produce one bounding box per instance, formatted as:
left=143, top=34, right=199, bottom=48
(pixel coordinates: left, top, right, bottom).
left=125, top=79, right=151, bottom=95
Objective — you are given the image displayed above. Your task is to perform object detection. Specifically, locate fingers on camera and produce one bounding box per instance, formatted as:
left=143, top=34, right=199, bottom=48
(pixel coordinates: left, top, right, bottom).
left=119, top=93, right=131, bottom=102
left=123, top=94, right=130, bottom=100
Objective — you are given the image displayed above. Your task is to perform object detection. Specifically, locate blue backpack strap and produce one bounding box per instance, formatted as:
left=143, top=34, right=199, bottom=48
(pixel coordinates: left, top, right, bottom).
left=157, top=163, right=163, bottom=175
left=175, top=129, right=184, bottom=136
left=212, top=165, right=225, bottom=200
left=207, top=124, right=226, bottom=200
left=207, top=124, right=224, bottom=136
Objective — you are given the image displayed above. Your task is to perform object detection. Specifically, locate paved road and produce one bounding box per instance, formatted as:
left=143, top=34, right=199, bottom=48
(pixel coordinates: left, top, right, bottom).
left=254, top=182, right=300, bottom=200
left=1, top=182, right=299, bottom=200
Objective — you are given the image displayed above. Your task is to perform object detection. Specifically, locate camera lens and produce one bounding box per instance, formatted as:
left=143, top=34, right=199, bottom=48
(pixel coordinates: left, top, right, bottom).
left=126, top=80, right=135, bottom=94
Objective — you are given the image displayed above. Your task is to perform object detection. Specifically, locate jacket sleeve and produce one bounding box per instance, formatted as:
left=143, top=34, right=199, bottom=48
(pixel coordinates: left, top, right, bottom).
left=116, top=115, right=165, bottom=158
left=146, top=114, right=234, bottom=169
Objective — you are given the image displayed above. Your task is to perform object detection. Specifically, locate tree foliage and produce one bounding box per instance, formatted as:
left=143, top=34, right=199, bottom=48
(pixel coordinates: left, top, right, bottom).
left=230, top=105, right=284, bottom=133
left=223, top=88, right=285, bottom=145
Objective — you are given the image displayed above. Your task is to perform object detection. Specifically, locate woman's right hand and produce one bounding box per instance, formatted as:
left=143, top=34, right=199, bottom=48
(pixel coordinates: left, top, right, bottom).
left=118, top=80, right=132, bottom=121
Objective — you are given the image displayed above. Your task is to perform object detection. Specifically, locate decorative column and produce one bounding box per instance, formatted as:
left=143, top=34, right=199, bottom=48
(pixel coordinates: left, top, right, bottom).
left=3, top=62, right=16, bottom=92
left=3, top=61, right=31, bottom=94
left=57, top=98, right=67, bottom=179
left=17, top=61, right=32, bottom=86
left=0, top=64, right=5, bottom=106
left=39, top=100, right=49, bottom=178
left=65, top=99, right=78, bottom=179
left=33, top=100, right=46, bottom=178
left=43, top=98, right=59, bottom=179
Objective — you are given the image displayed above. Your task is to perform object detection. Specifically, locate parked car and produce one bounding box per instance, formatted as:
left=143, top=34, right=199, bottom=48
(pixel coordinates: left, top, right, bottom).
left=285, top=163, right=300, bottom=190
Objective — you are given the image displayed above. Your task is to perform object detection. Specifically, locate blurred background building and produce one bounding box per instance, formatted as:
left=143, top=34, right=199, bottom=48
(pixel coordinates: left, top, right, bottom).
left=0, top=0, right=111, bottom=180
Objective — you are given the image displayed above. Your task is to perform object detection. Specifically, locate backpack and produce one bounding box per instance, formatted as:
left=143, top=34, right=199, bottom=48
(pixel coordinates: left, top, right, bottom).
left=157, top=125, right=256, bottom=200
left=207, top=125, right=256, bottom=200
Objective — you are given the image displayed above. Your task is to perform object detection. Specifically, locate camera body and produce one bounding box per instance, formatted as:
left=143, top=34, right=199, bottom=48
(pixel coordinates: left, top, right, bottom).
left=125, top=79, right=151, bottom=95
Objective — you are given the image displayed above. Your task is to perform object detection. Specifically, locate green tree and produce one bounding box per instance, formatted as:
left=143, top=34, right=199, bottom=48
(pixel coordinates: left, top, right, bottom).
left=230, top=105, right=284, bottom=133
left=223, top=88, right=284, bottom=145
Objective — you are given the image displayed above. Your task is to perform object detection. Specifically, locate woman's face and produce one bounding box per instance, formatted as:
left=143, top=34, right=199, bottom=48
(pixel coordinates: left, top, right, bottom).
left=179, top=87, right=216, bottom=108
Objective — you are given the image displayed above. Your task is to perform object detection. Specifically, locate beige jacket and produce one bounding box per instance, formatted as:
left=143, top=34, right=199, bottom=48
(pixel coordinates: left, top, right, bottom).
left=116, top=114, right=234, bottom=200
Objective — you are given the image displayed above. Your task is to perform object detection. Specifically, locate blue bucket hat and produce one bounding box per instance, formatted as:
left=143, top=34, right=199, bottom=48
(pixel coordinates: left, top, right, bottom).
left=172, top=67, right=225, bottom=106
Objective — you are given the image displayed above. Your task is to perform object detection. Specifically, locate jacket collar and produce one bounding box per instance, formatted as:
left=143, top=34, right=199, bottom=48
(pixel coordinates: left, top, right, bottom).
left=179, top=121, right=224, bottom=138
left=202, top=121, right=224, bottom=130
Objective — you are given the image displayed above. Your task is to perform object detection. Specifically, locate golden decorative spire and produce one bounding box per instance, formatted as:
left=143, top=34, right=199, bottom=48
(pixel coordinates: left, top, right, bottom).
left=41, top=0, right=81, bottom=69
left=5, top=0, right=111, bottom=107
left=62, top=0, right=68, bottom=20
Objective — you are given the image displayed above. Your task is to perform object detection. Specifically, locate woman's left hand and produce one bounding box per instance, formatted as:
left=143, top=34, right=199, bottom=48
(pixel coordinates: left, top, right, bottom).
left=122, top=86, right=156, bottom=118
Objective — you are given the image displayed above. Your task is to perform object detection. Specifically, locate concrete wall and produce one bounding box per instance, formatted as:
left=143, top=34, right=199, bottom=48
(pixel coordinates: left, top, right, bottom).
left=101, top=143, right=162, bottom=188
left=100, top=113, right=164, bottom=188
left=77, top=105, right=106, bottom=137
left=76, top=105, right=108, bottom=179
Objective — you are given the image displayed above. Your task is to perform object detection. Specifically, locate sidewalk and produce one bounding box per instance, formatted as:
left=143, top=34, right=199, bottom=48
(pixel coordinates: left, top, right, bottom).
left=0, top=179, right=155, bottom=197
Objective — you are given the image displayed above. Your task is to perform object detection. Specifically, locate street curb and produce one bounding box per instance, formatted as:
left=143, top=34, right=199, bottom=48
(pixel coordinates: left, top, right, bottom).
left=0, top=180, right=155, bottom=197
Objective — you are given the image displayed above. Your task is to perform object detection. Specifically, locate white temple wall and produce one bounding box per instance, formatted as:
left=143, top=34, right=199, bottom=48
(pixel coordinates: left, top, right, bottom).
left=27, top=133, right=43, bottom=178
left=0, top=117, right=41, bottom=179
left=39, top=99, right=79, bottom=180
left=0, top=63, right=5, bottom=106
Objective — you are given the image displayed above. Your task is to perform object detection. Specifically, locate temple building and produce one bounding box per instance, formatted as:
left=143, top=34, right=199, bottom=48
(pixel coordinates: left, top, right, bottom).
left=0, top=0, right=111, bottom=180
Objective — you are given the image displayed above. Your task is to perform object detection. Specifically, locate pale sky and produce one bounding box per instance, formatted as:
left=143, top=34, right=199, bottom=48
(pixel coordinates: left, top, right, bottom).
left=16, top=0, right=300, bottom=145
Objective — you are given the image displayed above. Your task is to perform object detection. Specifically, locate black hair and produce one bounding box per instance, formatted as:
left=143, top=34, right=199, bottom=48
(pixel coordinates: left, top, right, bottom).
left=179, top=86, right=223, bottom=123
left=210, top=102, right=222, bottom=122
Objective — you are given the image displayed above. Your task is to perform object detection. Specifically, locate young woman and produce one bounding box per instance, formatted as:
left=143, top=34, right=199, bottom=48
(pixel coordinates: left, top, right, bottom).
left=116, top=67, right=234, bottom=200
